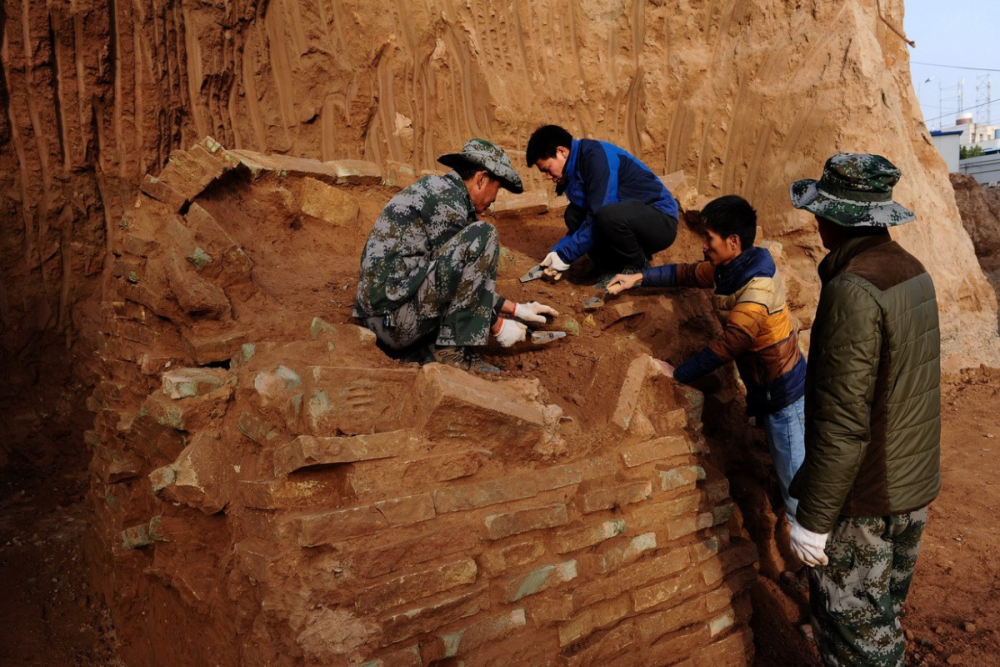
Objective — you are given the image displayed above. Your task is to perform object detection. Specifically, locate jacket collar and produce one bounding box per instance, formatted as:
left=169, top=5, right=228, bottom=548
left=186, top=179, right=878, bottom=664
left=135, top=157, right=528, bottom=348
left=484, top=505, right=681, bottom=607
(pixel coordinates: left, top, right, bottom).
left=565, top=139, right=581, bottom=180
left=714, top=246, right=774, bottom=294
left=444, top=170, right=477, bottom=220
left=557, top=139, right=582, bottom=199
left=817, top=234, right=892, bottom=284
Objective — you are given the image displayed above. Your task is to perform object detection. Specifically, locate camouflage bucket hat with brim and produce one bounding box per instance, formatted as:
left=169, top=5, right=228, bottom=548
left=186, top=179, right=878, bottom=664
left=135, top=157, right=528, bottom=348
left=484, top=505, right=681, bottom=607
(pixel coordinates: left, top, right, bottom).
left=789, top=153, right=915, bottom=227
left=438, top=139, right=524, bottom=194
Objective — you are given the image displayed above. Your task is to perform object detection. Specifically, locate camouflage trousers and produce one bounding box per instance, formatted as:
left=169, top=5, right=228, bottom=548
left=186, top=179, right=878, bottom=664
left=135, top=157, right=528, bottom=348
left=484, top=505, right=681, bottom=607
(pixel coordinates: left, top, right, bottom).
left=364, top=221, right=500, bottom=349
left=808, top=507, right=928, bottom=667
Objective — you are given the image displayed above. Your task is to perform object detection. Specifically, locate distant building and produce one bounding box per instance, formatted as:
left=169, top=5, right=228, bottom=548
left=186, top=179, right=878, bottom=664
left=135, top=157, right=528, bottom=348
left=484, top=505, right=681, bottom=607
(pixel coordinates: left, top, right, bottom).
left=931, top=130, right=963, bottom=173
left=960, top=153, right=1000, bottom=186
left=931, top=113, right=1000, bottom=184
left=939, top=112, right=1000, bottom=153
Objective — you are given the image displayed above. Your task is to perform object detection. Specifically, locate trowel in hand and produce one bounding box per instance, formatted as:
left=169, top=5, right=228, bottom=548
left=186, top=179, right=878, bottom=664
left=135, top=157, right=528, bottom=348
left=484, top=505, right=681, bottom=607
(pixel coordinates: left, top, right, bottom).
left=519, top=264, right=545, bottom=283
left=530, top=330, right=567, bottom=345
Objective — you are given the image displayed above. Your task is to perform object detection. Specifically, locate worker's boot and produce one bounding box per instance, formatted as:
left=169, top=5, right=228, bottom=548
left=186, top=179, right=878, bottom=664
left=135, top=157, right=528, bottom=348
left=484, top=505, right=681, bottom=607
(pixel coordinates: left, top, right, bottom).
left=432, top=346, right=500, bottom=374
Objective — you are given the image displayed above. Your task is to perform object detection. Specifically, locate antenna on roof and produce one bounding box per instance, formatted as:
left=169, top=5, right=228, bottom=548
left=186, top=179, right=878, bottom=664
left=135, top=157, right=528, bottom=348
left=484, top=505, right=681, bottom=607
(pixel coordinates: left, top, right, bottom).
left=976, top=74, right=993, bottom=125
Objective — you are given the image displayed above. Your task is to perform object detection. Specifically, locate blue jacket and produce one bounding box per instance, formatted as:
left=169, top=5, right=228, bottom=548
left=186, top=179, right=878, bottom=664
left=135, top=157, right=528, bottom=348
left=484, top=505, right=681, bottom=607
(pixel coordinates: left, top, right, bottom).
left=642, top=247, right=806, bottom=415
left=553, top=139, right=679, bottom=263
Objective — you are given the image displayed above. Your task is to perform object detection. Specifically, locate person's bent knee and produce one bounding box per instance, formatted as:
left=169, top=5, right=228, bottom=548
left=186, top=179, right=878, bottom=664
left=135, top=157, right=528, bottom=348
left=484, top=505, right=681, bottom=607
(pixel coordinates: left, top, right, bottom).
left=593, top=206, right=617, bottom=234
left=594, top=204, right=635, bottom=236
left=564, top=204, right=587, bottom=233
left=463, top=220, right=498, bottom=243
left=462, top=221, right=500, bottom=265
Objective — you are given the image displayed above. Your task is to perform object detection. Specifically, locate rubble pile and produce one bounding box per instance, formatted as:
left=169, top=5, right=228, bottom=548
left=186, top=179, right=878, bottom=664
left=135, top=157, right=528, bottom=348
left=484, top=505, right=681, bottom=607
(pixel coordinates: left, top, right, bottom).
left=951, top=174, right=1000, bottom=275
left=85, top=140, right=758, bottom=667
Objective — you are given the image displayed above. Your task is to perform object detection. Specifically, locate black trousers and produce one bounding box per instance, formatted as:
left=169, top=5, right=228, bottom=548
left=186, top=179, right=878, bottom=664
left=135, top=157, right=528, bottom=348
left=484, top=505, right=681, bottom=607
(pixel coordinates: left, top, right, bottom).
left=565, top=200, right=678, bottom=272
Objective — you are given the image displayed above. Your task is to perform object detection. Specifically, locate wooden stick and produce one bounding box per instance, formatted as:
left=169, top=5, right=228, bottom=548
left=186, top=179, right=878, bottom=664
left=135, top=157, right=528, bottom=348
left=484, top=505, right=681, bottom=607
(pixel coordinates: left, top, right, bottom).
left=877, top=0, right=916, bottom=48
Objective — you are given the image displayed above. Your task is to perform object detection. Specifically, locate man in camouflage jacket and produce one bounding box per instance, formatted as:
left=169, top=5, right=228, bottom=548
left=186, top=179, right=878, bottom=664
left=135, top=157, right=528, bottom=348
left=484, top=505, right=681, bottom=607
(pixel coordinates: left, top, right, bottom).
left=355, top=139, right=558, bottom=372
left=788, top=154, right=941, bottom=667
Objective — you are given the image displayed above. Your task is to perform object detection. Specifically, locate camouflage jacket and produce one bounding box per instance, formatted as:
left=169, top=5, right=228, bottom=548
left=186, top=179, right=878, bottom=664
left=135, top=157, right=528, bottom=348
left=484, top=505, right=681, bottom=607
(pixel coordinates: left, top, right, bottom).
left=355, top=172, right=479, bottom=317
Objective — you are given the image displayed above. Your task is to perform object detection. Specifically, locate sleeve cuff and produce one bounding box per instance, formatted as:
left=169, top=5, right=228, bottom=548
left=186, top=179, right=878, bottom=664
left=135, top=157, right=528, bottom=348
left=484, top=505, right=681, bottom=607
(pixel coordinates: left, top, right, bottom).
left=673, top=348, right=723, bottom=384
left=641, top=265, right=676, bottom=288
left=491, top=297, right=506, bottom=324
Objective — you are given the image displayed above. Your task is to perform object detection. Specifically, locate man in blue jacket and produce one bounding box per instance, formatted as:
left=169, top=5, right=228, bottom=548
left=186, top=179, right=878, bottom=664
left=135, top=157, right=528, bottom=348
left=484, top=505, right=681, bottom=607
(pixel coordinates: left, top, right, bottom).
left=526, top=125, right=679, bottom=283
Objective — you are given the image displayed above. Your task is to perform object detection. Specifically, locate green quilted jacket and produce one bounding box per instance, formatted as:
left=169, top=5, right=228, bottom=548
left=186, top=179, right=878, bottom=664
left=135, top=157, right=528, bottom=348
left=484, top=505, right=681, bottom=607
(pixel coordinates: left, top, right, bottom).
left=790, top=235, right=941, bottom=533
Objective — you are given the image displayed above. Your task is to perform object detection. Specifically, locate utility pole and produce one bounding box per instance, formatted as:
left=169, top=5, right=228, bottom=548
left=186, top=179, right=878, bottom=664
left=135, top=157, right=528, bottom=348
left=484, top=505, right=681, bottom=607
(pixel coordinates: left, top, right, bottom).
left=938, top=82, right=964, bottom=131
left=976, top=74, right=992, bottom=125
left=939, top=83, right=943, bottom=131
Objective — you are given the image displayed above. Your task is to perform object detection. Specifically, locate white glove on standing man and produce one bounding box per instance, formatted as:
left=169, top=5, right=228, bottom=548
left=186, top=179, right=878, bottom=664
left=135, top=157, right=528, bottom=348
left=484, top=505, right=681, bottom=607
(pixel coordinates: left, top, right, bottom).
left=541, top=251, right=570, bottom=279
left=513, top=301, right=559, bottom=324
left=789, top=518, right=830, bottom=567
left=491, top=318, right=527, bottom=347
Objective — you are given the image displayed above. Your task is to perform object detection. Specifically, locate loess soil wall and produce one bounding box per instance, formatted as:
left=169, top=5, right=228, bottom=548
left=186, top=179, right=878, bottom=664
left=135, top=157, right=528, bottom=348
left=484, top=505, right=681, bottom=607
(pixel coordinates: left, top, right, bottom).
left=1, top=0, right=998, bottom=403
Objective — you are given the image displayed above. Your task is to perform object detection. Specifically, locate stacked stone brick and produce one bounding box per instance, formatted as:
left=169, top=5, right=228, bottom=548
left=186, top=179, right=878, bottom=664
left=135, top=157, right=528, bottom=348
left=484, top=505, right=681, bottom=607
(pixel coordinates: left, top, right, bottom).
left=86, top=139, right=758, bottom=667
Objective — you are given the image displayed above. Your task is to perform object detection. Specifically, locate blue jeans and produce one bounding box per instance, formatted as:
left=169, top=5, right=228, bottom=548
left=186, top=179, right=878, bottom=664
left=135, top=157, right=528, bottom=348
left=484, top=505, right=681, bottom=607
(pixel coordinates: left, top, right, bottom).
left=760, top=395, right=806, bottom=518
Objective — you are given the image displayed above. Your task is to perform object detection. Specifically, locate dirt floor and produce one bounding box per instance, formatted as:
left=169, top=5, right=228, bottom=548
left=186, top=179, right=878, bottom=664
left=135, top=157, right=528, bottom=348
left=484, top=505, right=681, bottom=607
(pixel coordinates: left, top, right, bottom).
left=0, top=367, right=123, bottom=667
left=746, top=366, right=1000, bottom=667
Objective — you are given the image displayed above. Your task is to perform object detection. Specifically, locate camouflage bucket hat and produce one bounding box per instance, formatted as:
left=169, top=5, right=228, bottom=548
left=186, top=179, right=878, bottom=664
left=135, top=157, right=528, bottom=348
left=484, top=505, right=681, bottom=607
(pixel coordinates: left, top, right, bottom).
left=789, top=153, right=915, bottom=227
left=438, top=139, right=524, bottom=194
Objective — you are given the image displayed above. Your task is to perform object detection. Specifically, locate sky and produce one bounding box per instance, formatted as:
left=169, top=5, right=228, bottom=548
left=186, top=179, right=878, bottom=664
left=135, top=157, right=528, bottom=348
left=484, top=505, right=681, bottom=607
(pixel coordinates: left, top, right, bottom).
left=905, top=0, right=1000, bottom=130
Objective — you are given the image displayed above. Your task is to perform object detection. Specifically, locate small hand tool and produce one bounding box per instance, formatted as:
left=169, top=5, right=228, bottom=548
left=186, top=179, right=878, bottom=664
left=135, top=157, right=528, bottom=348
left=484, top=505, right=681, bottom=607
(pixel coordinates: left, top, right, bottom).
left=530, top=330, right=567, bottom=344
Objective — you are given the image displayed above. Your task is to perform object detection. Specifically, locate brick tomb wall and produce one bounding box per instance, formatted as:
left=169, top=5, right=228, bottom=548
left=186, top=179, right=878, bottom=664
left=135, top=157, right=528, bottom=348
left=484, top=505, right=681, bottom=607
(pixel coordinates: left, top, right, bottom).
left=84, top=140, right=759, bottom=667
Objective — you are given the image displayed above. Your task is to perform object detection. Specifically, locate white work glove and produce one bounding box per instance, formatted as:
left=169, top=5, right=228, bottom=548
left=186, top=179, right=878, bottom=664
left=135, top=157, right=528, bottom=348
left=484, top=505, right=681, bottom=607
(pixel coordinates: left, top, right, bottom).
left=492, top=317, right=527, bottom=347
left=606, top=273, right=642, bottom=295
left=513, top=301, right=559, bottom=324
left=789, top=517, right=830, bottom=567
left=541, top=251, right=571, bottom=272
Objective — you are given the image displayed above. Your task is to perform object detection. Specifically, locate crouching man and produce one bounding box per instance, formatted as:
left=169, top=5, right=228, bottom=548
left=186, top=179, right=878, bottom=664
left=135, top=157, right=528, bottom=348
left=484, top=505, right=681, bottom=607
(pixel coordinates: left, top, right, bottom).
left=354, top=139, right=558, bottom=373
left=526, top=124, right=679, bottom=285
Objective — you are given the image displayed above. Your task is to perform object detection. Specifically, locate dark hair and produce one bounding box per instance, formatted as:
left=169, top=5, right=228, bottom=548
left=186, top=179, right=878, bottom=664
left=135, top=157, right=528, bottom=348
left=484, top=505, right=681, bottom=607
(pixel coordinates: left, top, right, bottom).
left=525, top=125, right=574, bottom=166
left=701, top=195, right=757, bottom=251
left=452, top=161, right=490, bottom=181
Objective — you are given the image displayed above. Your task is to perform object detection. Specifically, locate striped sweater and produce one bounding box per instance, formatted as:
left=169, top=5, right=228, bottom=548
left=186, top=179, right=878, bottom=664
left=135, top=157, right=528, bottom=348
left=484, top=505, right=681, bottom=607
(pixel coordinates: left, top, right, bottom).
left=641, top=246, right=806, bottom=415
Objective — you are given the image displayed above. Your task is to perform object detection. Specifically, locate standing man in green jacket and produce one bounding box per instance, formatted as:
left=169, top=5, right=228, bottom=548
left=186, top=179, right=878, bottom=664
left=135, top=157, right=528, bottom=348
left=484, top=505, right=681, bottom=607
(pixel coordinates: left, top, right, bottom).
left=788, top=154, right=941, bottom=667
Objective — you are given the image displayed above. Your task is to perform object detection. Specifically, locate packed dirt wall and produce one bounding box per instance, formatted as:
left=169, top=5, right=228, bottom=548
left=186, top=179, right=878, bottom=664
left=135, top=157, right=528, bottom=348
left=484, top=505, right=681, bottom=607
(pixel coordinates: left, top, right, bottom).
left=1, top=0, right=999, bottom=382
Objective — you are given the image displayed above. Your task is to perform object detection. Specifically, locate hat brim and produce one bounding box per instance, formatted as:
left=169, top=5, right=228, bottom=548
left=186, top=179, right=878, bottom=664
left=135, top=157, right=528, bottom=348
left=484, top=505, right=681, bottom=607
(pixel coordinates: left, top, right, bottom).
left=790, top=179, right=914, bottom=227
left=438, top=153, right=524, bottom=194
